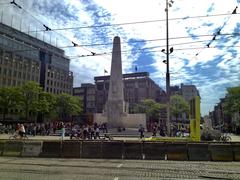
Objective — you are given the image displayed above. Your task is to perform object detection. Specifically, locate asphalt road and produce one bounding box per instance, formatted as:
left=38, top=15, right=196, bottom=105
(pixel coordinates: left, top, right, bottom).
left=0, top=157, right=240, bottom=180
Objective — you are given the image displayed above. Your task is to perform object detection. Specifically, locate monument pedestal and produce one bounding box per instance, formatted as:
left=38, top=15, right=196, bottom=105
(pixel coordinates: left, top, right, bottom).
left=94, top=113, right=146, bottom=129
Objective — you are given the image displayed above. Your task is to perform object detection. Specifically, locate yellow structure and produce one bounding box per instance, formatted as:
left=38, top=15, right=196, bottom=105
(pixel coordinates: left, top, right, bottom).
left=189, top=96, right=201, bottom=141
left=145, top=96, right=201, bottom=142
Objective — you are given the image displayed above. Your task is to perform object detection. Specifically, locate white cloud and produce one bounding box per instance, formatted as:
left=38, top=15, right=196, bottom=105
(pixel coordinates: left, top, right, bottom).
left=0, top=0, right=239, bottom=116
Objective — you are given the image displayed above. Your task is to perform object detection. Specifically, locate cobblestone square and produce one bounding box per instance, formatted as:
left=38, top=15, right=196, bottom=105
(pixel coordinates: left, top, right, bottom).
left=0, top=157, right=240, bottom=180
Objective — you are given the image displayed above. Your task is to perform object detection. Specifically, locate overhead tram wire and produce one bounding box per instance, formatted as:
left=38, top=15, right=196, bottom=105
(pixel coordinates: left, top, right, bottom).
left=67, top=39, right=216, bottom=57
left=23, top=12, right=240, bottom=33
left=58, top=33, right=237, bottom=49
left=0, top=0, right=12, bottom=5
left=0, top=2, right=11, bottom=5
left=6, top=2, right=240, bottom=58
left=9, top=0, right=97, bottom=56
left=54, top=33, right=238, bottom=58
left=8, top=32, right=238, bottom=54
left=68, top=44, right=240, bottom=59
left=188, top=5, right=238, bottom=59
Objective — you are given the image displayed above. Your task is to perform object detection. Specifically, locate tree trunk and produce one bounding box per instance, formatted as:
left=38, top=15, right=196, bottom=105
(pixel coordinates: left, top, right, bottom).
left=3, top=108, right=7, bottom=122
left=25, top=104, right=29, bottom=121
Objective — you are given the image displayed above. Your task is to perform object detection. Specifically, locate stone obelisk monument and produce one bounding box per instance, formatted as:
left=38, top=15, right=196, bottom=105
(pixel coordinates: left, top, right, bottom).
left=94, top=36, right=146, bottom=129
left=104, top=36, right=126, bottom=127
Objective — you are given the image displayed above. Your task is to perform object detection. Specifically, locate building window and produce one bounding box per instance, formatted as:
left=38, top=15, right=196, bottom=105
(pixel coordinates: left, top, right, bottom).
left=8, top=79, right=11, bottom=86
left=8, top=69, right=12, bottom=76
left=3, top=69, right=7, bottom=75
left=18, top=72, right=21, bottom=78
left=2, top=78, right=6, bottom=85
left=13, top=70, right=17, bottom=77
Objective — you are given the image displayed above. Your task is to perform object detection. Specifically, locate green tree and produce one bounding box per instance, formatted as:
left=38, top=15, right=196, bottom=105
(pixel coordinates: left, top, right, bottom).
left=0, top=87, right=21, bottom=121
left=170, top=95, right=189, bottom=122
left=133, top=99, right=166, bottom=122
left=56, top=93, right=83, bottom=121
left=19, top=81, right=43, bottom=121
left=37, top=92, right=57, bottom=122
left=224, top=86, right=240, bottom=114
left=224, top=86, right=240, bottom=128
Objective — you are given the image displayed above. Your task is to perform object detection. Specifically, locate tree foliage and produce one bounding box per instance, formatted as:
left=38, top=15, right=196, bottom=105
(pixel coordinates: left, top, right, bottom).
left=170, top=95, right=189, bottom=119
left=37, top=92, right=57, bottom=121
left=133, top=99, right=166, bottom=121
left=18, top=81, right=43, bottom=121
left=0, top=81, right=83, bottom=122
left=56, top=93, right=83, bottom=121
left=224, top=86, right=240, bottom=115
left=224, top=86, right=240, bottom=128
left=0, top=87, right=21, bottom=121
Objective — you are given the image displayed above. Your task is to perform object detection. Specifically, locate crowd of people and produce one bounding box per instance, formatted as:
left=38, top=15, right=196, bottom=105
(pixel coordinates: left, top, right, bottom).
left=1, top=121, right=189, bottom=140
left=140, top=122, right=189, bottom=138
left=139, top=122, right=166, bottom=139
left=69, top=123, right=108, bottom=140
left=0, top=121, right=109, bottom=140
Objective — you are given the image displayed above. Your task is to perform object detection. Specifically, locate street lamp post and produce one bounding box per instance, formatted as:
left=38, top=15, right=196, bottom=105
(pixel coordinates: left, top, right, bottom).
left=165, top=0, right=174, bottom=136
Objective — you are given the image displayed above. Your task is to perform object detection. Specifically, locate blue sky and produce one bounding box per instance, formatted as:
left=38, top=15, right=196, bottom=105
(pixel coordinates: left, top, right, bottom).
left=0, top=0, right=239, bottom=116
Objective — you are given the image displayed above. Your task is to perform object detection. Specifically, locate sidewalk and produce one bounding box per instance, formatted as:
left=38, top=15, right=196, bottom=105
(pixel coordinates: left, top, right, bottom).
left=0, top=131, right=239, bottom=141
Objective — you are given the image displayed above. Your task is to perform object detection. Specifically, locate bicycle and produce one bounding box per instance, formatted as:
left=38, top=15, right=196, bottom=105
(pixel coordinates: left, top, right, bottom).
left=220, top=133, right=231, bottom=142
left=9, top=132, right=28, bottom=140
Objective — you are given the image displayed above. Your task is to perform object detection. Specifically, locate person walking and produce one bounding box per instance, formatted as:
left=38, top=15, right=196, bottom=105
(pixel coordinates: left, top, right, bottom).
left=19, top=124, right=26, bottom=139
left=152, top=125, right=157, bottom=137
left=60, top=122, right=65, bottom=140
left=138, top=124, right=144, bottom=139
left=95, top=126, right=100, bottom=139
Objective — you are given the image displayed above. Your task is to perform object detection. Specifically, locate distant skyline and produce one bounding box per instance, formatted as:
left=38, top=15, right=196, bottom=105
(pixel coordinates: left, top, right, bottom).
left=0, top=0, right=239, bottom=115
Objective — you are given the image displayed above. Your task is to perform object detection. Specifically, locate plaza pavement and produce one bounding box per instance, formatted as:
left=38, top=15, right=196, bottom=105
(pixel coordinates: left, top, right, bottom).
left=0, top=132, right=240, bottom=141
left=0, top=157, right=240, bottom=180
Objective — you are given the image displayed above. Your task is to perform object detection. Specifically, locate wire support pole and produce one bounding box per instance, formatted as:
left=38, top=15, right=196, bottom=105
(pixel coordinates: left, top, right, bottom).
left=166, top=0, right=171, bottom=136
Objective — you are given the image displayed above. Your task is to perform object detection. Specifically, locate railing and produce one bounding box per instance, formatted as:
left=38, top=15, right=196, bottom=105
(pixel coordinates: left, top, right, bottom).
left=0, top=140, right=239, bottom=161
